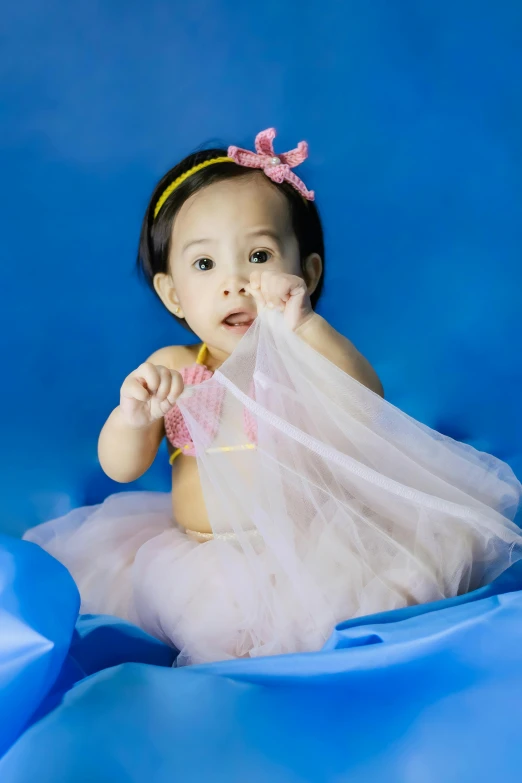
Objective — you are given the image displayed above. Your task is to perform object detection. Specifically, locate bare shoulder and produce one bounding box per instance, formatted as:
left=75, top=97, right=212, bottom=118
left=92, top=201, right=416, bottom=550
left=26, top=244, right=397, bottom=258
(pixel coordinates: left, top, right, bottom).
left=146, top=343, right=202, bottom=371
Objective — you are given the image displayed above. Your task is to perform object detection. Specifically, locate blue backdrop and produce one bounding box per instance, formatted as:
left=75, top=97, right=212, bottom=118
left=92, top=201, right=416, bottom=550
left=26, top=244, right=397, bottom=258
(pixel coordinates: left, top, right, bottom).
left=1, top=0, right=521, bottom=541
left=2, top=3, right=522, bottom=780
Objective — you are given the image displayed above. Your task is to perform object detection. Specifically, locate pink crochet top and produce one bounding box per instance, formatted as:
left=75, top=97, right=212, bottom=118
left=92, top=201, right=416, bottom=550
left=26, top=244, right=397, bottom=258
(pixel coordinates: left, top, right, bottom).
left=164, top=344, right=257, bottom=463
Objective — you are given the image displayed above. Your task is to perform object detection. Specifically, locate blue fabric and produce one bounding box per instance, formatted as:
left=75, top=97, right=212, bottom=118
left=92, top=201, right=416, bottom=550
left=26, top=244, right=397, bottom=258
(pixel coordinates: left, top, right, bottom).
left=2, top=1, right=522, bottom=780
left=0, top=535, right=78, bottom=758
left=2, top=534, right=522, bottom=781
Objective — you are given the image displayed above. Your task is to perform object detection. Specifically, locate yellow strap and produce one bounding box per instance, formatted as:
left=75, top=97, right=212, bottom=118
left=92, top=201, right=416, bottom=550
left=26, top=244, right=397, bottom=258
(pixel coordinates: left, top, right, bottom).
left=205, top=444, right=256, bottom=454
left=196, top=343, right=208, bottom=365
left=169, top=442, right=256, bottom=464
left=153, top=157, right=234, bottom=219
left=169, top=444, right=192, bottom=465
left=169, top=448, right=182, bottom=465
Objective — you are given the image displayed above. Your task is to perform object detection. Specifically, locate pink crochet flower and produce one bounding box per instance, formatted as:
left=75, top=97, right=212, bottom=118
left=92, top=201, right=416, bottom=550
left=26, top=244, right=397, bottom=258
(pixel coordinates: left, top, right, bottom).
left=228, top=128, right=315, bottom=200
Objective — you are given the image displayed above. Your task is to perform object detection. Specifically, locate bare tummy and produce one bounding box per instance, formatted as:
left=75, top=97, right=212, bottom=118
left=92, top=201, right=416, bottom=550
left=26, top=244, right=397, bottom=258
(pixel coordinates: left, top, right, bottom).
left=171, top=454, right=212, bottom=533
left=168, top=434, right=256, bottom=535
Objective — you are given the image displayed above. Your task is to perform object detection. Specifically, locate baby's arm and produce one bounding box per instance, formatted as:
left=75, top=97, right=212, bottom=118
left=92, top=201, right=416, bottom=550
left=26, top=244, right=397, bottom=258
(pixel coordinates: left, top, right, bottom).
left=296, top=314, right=385, bottom=397
left=98, top=347, right=185, bottom=483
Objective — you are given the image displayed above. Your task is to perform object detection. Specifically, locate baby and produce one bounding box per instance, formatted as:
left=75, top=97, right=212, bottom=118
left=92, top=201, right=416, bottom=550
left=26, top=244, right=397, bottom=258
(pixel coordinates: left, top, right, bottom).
left=99, top=129, right=383, bottom=538
left=25, top=129, right=521, bottom=666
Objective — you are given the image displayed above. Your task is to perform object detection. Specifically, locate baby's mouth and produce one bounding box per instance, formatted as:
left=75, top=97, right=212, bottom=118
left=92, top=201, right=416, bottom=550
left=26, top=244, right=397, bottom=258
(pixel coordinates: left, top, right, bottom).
left=221, top=311, right=256, bottom=333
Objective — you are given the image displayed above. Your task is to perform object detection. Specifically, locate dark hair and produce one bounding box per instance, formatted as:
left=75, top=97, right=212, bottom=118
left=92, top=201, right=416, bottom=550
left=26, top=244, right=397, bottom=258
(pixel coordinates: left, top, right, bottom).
left=137, top=147, right=325, bottom=333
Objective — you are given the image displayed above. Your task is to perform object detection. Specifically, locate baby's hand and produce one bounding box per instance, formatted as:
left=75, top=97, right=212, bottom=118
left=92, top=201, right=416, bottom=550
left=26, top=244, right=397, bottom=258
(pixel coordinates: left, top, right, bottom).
left=119, top=363, right=184, bottom=429
left=246, top=270, right=314, bottom=332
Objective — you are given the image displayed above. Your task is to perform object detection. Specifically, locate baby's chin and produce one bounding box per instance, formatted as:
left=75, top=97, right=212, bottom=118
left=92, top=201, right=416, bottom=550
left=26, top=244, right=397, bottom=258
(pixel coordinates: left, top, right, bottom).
left=216, top=320, right=257, bottom=356
left=186, top=318, right=256, bottom=357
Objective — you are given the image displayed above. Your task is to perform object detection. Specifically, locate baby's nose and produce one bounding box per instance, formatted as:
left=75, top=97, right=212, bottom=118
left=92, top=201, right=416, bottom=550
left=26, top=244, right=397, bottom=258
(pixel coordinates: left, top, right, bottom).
left=222, top=277, right=249, bottom=297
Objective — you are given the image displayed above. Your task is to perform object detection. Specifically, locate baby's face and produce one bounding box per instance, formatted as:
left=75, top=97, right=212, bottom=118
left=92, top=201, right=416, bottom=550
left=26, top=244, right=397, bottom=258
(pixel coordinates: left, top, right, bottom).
left=167, top=173, right=302, bottom=354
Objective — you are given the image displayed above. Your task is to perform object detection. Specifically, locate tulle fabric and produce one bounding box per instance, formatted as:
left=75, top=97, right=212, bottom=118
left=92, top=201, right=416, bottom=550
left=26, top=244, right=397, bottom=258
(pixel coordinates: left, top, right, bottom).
left=24, top=310, right=522, bottom=666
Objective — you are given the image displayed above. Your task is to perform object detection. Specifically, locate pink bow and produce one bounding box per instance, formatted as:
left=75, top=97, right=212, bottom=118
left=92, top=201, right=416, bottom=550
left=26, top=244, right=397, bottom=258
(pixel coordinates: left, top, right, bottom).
left=228, top=128, right=315, bottom=201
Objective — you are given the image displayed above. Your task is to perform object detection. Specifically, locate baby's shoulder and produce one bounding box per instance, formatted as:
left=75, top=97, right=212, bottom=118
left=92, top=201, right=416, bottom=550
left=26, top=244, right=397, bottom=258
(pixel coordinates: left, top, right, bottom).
left=146, top=343, right=202, bottom=371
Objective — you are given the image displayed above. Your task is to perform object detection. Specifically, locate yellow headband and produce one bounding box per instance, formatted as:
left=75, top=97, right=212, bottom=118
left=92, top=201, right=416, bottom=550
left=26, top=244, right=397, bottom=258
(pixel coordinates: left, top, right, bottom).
left=153, top=156, right=234, bottom=220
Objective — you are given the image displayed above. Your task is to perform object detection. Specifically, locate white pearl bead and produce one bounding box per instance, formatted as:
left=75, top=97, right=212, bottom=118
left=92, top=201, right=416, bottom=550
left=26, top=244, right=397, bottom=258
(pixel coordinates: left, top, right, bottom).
left=270, top=156, right=281, bottom=166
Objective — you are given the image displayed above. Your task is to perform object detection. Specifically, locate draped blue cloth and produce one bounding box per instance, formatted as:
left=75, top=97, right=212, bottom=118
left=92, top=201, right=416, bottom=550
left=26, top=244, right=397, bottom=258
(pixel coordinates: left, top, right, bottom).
left=2, top=533, right=522, bottom=782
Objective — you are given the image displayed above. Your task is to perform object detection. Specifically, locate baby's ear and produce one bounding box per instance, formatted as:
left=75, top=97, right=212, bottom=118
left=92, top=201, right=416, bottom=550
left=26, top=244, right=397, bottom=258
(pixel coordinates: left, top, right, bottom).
left=153, top=273, right=184, bottom=318
left=302, top=253, right=323, bottom=296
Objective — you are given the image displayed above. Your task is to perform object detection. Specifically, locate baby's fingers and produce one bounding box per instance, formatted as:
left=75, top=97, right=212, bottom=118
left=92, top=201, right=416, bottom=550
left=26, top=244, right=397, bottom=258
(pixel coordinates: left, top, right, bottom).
left=268, top=274, right=305, bottom=306
left=133, top=362, right=162, bottom=395
left=154, top=366, right=175, bottom=401
left=246, top=285, right=266, bottom=312
left=249, top=269, right=263, bottom=290
left=246, top=272, right=266, bottom=312
left=166, top=370, right=184, bottom=405
left=121, top=376, right=151, bottom=402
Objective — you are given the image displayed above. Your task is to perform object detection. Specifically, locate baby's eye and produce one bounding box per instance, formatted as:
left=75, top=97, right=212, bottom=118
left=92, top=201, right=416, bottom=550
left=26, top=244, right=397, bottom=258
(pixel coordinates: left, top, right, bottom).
left=194, top=258, right=215, bottom=271
left=249, top=250, right=272, bottom=264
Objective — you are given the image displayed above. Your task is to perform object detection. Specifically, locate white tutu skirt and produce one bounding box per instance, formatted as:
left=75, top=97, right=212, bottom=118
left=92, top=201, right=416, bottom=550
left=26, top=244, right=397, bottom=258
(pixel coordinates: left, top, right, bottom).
left=24, top=311, right=522, bottom=665
left=22, top=485, right=513, bottom=667
left=27, top=491, right=307, bottom=666
left=25, top=490, right=394, bottom=665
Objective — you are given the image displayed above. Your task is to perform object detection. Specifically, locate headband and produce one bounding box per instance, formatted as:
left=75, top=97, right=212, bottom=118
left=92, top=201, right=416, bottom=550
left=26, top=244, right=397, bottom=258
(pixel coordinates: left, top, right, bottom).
left=153, top=128, right=314, bottom=220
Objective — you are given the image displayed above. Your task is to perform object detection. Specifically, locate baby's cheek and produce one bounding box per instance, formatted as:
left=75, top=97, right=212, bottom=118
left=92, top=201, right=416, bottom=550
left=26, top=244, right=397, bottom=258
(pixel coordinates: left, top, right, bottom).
left=277, top=253, right=302, bottom=278
left=181, top=287, right=213, bottom=328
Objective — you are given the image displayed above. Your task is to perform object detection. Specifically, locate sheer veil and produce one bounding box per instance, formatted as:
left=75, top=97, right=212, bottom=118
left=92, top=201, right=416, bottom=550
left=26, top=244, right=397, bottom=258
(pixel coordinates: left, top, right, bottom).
left=176, top=308, right=522, bottom=655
